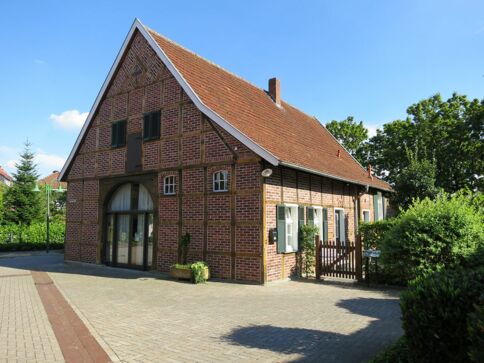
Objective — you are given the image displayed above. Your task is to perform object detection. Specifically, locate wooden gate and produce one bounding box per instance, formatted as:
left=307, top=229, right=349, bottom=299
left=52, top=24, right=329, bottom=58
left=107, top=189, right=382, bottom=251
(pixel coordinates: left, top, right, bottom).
left=315, top=236, right=363, bottom=280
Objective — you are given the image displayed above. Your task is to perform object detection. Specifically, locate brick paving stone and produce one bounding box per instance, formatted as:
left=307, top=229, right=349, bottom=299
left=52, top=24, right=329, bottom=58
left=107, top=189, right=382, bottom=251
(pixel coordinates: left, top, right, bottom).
left=0, top=253, right=403, bottom=362
left=49, top=264, right=402, bottom=362
left=0, top=274, right=64, bottom=362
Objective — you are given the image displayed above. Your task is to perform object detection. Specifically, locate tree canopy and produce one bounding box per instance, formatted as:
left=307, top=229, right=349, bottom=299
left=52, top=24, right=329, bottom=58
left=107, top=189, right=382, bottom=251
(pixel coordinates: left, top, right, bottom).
left=326, top=116, right=368, bottom=165
left=367, top=93, right=483, bottom=192
left=326, top=93, right=483, bottom=210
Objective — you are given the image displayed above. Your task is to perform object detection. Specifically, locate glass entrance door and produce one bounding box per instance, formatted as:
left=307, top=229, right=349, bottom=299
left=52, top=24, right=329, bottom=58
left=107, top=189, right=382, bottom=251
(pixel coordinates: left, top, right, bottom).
left=105, top=183, right=154, bottom=270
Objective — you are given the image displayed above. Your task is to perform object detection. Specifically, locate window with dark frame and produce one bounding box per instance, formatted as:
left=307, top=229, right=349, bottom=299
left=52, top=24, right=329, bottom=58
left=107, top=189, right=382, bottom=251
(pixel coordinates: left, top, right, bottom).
left=163, top=175, right=176, bottom=195
left=111, top=120, right=127, bottom=148
left=213, top=171, right=228, bottom=192
left=143, top=110, right=161, bottom=141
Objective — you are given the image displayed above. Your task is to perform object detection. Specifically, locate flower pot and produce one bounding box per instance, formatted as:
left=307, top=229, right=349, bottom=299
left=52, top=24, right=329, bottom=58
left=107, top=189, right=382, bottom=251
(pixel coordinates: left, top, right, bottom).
left=170, top=265, right=192, bottom=280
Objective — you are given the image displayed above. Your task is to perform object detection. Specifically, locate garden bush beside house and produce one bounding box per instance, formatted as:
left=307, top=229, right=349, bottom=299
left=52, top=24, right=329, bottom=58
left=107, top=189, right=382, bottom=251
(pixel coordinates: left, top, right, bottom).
left=360, top=192, right=483, bottom=285
left=365, top=192, right=483, bottom=362
left=0, top=221, right=65, bottom=251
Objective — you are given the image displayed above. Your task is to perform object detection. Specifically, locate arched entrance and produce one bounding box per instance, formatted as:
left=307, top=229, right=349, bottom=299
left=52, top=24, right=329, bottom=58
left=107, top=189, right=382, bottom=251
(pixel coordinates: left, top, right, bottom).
left=105, top=183, right=154, bottom=270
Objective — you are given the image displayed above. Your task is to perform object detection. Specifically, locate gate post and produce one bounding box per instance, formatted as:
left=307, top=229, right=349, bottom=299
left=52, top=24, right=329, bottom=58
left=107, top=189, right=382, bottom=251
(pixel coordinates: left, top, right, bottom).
left=315, top=235, right=321, bottom=280
left=355, top=234, right=363, bottom=281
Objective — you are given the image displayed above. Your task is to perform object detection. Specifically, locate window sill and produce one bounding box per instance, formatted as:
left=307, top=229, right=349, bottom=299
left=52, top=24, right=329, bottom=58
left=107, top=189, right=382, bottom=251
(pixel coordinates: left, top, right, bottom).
left=111, top=144, right=126, bottom=149
left=280, top=250, right=298, bottom=254
left=143, top=136, right=160, bottom=142
left=213, top=189, right=229, bottom=193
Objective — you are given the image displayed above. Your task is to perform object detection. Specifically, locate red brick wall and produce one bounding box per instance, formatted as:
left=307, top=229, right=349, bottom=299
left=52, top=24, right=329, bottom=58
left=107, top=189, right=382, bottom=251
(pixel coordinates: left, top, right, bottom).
left=64, top=29, right=264, bottom=282
left=264, top=166, right=361, bottom=281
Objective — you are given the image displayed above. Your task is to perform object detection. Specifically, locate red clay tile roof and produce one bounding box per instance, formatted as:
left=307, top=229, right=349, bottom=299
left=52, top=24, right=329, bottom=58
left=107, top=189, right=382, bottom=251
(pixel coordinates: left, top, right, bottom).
left=0, top=166, right=12, bottom=181
left=148, top=29, right=391, bottom=191
left=38, top=171, right=67, bottom=189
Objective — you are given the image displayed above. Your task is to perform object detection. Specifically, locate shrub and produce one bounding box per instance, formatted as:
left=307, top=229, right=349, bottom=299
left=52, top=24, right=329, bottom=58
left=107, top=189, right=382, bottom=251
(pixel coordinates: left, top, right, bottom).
left=380, top=193, right=483, bottom=284
left=191, top=261, right=209, bottom=284
left=299, top=224, right=318, bottom=277
left=0, top=222, right=65, bottom=244
left=0, top=241, right=64, bottom=252
left=400, top=268, right=484, bottom=363
left=368, top=336, right=409, bottom=363
left=467, top=301, right=484, bottom=362
left=359, top=219, right=395, bottom=250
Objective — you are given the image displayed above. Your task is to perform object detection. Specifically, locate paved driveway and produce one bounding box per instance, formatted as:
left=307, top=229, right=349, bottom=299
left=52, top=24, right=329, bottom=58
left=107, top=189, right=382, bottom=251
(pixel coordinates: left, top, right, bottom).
left=0, top=252, right=402, bottom=362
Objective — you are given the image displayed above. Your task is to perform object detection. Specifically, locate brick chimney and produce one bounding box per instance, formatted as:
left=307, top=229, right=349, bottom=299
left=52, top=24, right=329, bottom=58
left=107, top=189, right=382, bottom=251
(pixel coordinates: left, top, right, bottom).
left=268, top=78, right=281, bottom=106
left=367, top=164, right=373, bottom=180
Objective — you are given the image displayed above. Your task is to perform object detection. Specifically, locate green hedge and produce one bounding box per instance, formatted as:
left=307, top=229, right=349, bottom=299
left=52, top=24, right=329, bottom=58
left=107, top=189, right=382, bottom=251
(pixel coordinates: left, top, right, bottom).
left=0, top=222, right=65, bottom=244
left=359, top=219, right=395, bottom=250
left=368, top=337, right=409, bottom=363
left=0, top=241, right=64, bottom=252
left=401, top=267, right=484, bottom=362
left=380, top=193, right=483, bottom=285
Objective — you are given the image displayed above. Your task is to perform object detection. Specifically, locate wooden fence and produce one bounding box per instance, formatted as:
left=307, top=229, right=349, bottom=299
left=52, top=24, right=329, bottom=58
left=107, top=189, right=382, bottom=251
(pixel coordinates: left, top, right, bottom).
left=315, top=236, right=363, bottom=280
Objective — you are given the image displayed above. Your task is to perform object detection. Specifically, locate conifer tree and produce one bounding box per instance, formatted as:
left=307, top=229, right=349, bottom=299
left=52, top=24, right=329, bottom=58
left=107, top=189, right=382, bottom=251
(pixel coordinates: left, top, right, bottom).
left=3, top=142, right=41, bottom=225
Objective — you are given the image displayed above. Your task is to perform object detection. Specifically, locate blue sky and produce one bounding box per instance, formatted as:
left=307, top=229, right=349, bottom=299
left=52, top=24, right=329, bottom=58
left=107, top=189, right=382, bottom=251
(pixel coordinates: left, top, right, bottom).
left=0, top=0, right=483, bottom=177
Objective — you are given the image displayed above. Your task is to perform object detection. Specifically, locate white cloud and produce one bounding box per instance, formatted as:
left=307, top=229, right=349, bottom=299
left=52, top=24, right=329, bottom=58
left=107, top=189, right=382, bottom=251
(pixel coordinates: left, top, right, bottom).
left=1, top=146, right=66, bottom=178
left=0, top=145, right=15, bottom=154
left=35, top=152, right=66, bottom=171
left=367, top=125, right=378, bottom=138
left=49, top=109, right=88, bottom=130
left=34, top=59, right=47, bottom=65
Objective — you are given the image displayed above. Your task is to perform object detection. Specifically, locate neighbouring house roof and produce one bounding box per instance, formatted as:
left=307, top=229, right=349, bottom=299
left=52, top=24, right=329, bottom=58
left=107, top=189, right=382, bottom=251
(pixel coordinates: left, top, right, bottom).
left=38, top=171, right=67, bottom=189
left=0, top=166, right=13, bottom=182
left=60, top=19, right=391, bottom=192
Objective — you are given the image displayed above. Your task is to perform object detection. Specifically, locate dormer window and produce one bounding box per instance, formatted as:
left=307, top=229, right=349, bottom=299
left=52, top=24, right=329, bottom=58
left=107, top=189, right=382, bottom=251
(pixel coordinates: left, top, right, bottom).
left=213, top=171, right=228, bottom=192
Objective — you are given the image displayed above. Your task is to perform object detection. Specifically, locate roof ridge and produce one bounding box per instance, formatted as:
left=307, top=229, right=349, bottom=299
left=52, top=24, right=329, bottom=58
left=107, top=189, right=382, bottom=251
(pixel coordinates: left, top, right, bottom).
left=145, top=26, right=274, bottom=98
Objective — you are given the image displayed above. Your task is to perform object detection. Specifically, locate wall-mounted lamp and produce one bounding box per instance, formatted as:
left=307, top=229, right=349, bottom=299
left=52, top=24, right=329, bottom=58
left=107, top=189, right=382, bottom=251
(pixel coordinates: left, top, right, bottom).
left=261, top=168, right=273, bottom=177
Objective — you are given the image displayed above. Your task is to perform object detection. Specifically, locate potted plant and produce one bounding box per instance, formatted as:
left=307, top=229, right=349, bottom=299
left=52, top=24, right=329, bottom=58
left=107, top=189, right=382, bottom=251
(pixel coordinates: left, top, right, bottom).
left=170, top=233, right=192, bottom=279
left=190, top=261, right=210, bottom=284
left=169, top=233, right=210, bottom=283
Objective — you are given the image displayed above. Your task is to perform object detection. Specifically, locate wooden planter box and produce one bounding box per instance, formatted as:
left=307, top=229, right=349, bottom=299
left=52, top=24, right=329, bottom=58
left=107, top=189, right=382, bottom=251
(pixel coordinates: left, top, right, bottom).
left=170, top=266, right=192, bottom=280
left=170, top=265, right=210, bottom=282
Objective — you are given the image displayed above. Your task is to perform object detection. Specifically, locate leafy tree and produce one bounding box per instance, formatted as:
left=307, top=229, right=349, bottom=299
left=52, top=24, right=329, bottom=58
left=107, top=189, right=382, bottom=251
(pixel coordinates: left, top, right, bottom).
left=3, top=142, right=41, bottom=225
left=326, top=116, right=369, bottom=165
left=0, top=183, right=5, bottom=225
left=367, top=93, right=484, bottom=192
left=366, top=118, right=416, bottom=184
left=391, top=148, right=439, bottom=210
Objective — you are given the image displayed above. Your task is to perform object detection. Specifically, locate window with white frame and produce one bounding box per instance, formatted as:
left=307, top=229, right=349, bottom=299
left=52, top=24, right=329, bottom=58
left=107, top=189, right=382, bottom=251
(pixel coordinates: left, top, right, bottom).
left=163, top=175, right=176, bottom=195
left=334, top=208, right=346, bottom=244
left=362, top=210, right=370, bottom=223
left=373, top=192, right=384, bottom=221
left=213, top=171, right=228, bottom=192
left=276, top=204, right=299, bottom=253
left=313, top=207, right=323, bottom=241
left=284, top=205, right=299, bottom=252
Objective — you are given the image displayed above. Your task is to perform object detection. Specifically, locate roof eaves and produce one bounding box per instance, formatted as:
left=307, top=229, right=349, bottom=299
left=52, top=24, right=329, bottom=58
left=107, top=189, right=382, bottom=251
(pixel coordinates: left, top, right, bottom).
left=280, top=161, right=393, bottom=192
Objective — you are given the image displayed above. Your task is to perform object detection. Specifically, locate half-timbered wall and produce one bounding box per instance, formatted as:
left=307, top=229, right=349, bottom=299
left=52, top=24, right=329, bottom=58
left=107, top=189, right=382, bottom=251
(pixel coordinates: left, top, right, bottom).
left=64, top=29, right=264, bottom=282
left=263, top=166, right=361, bottom=282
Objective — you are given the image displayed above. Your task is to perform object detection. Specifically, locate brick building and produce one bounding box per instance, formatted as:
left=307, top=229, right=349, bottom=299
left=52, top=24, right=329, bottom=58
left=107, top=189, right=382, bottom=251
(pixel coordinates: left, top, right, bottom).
left=60, top=19, right=391, bottom=283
